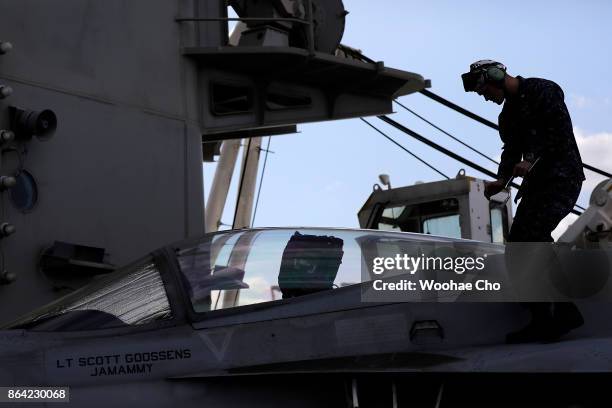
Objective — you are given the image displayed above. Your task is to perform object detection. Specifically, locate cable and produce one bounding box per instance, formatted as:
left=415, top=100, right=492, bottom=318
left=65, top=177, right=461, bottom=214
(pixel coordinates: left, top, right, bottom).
left=394, top=100, right=591, bottom=214
left=392, top=100, right=589, bottom=212
left=361, top=118, right=449, bottom=180
left=252, top=136, right=271, bottom=225
left=352, top=49, right=610, bottom=179
left=419, top=89, right=499, bottom=130
left=378, top=115, right=497, bottom=180
left=419, top=89, right=612, bottom=179
left=393, top=99, right=499, bottom=166
left=232, top=138, right=252, bottom=229
left=584, top=163, right=612, bottom=178
left=377, top=115, right=583, bottom=216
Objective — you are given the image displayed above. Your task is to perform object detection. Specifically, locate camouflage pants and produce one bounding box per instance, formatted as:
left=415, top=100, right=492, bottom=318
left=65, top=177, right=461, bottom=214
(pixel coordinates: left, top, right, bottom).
left=508, top=178, right=582, bottom=242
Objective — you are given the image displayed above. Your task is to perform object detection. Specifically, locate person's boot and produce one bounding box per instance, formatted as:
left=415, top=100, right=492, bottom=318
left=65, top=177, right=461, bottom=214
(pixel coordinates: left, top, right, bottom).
left=505, top=321, right=551, bottom=344
left=506, top=302, right=555, bottom=344
left=550, top=302, right=584, bottom=338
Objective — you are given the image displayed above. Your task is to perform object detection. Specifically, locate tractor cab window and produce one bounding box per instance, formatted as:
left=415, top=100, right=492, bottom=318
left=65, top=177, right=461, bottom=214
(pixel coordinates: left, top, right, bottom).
left=422, top=214, right=461, bottom=239
left=376, top=198, right=461, bottom=239
left=6, top=258, right=172, bottom=331
left=489, top=201, right=509, bottom=243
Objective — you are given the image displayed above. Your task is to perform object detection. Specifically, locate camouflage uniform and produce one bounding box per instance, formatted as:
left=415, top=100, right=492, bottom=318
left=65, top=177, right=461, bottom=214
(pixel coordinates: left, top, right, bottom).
left=497, top=76, right=585, bottom=242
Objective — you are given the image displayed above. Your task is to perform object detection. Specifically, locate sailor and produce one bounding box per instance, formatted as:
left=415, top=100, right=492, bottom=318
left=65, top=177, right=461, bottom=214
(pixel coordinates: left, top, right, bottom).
left=462, top=60, right=585, bottom=343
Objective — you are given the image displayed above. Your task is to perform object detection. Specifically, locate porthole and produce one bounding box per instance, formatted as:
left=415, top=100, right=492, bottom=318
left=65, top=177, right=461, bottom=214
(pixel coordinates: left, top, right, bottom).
left=9, top=170, right=38, bottom=212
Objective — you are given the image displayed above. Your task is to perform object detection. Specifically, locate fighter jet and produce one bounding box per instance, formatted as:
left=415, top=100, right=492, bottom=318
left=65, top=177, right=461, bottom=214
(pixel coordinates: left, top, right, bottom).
left=2, top=225, right=612, bottom=407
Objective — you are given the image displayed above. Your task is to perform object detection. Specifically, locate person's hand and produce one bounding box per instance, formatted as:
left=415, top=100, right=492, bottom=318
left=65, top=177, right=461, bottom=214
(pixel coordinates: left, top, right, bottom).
left=512, top=160, right=532, bottom=177
left=484, top=179, right=505, bottom=200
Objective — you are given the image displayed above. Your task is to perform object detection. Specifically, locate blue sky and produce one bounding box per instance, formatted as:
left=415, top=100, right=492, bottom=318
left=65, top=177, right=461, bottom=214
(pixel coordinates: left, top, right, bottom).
left=204, top=0, right=612, bottom=236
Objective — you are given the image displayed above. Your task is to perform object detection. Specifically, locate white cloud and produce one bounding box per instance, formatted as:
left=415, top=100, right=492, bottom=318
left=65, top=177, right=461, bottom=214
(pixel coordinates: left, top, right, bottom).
left=551, top=128, right=611, bottom=239
left=568, top=94, right=611, bottom=110
left=575, top=128, right=612, bottom=167
left=574, top=127, right=612, bottom=193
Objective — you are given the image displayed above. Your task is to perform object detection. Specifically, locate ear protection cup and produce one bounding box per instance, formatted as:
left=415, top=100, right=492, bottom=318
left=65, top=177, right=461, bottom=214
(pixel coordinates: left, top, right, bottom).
left=486, top=66, right=506, bottom=83
left=463, top=60, right=507, bottom=92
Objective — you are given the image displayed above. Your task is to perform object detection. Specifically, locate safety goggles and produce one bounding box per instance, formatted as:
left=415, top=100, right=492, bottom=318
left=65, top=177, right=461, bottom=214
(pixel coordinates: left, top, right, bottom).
left=461, top=71, right=486, bottom=92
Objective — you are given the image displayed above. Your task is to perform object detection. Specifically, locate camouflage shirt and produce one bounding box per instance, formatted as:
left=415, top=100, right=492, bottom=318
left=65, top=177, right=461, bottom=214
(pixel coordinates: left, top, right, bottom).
left=497, top=76, right=585, bottom=185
